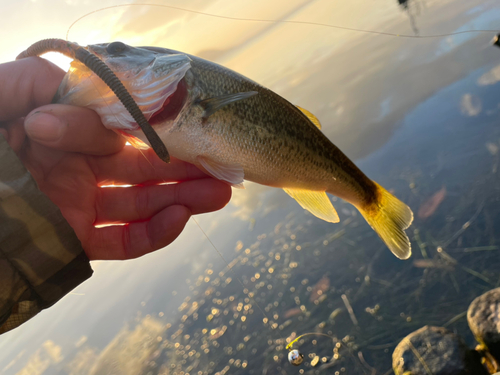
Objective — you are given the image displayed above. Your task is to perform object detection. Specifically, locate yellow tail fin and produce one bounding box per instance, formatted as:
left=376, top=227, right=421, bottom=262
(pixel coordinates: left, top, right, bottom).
left=357, top=182, right=413, bottom=259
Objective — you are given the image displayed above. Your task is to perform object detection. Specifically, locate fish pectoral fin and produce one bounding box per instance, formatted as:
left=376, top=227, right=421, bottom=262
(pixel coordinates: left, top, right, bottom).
left=283, top=188, right=339, bottom=223
left=232, top=182, right=246, bottom=189
left=198, top=91, right=258, bottom=120
left=197, top=156, right=245, bottom=187
left=295, top=105, right=322, bottom=129
left=117, top=130, right=150, bottom=150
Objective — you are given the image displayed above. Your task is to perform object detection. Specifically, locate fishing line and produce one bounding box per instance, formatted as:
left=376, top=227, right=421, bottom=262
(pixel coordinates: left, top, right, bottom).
left=286, top=332, right=338, bottom=366
left=66, top=3, right=499, bottom=41
left=80, top=66, right=348, bottom=370
left=190, top=217, right=279, bottom=333
left=76, top=74, right=343, bottom=368
left=82, top=72, right=275, bottom=344
left=191, top=215, right=341, bottom=367
left=127, top=129, right=324, bottom=365
left=60, top=2, right=500, bottom=368
left=63, top=4, right=409, bottom=359
left=81, top=77, right=290, bottom=357
left=54, top=45, right=359, bottom=369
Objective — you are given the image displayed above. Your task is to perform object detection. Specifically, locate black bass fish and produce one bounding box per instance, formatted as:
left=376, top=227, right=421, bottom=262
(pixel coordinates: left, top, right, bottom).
left=55, top=41, right=413, bottom=259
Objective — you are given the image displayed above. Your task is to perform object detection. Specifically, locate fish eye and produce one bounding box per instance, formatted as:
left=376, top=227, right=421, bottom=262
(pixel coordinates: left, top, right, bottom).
left=288, top=349, right=304, bottom=366
left=106, top=42, right=128, bottom=55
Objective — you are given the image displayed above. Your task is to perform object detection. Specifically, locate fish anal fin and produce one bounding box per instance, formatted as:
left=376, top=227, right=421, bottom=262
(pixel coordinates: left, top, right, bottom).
left=197, top=155, right=245, bottom=187
left=199, top=91, right=258, bottom=120
left=284, top=188, right=339, bottom=223
left=296, top=105, right=322, bottom=129
left=356, top=182, right=414, bottom=260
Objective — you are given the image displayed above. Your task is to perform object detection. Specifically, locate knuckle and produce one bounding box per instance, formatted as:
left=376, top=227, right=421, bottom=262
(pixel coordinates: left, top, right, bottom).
left=94, top=188, right=104, bottom=219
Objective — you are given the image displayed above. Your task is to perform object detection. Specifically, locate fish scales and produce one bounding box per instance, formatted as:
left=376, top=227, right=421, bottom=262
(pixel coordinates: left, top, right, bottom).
left=178, top=53, right=375, bottom=202
left=53, top=42, right=414, bottom=259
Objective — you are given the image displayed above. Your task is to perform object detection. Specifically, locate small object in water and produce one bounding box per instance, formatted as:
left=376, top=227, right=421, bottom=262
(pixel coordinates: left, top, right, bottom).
left=284, top=307, right=302, bottom=319
left=418, top=186, right=447, bottom=219
left=310, top=276, right=330, bottom=302
left=310, top=355, right=320, bottom=367
left=329, top=307, right=343, bottom=321
left=288, top=349, right=304, bottom=366
left=341, top=294, right=358, bottom=326
left=493, top=34, right=500, bottom=48
left=412, top=258, right=454, bottom=270
left=286, top=332, right=337, bottom=366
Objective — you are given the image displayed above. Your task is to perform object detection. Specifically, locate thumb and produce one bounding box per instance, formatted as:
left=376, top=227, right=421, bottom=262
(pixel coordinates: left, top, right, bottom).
left=24, top=104, right=125, bottom=155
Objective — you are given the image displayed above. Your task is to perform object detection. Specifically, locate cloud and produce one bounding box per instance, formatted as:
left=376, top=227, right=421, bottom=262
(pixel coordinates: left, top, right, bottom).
left=74, top=335, right=88, bottom=348
left=460, top=93, right=482, bottom=116
left=15, top=341, right=63, bottom=375
left=64, top=346, right=99, bottom=375
left=88, top=316, right=165, bottom=375
left=477, top=64, right=500, bottom=86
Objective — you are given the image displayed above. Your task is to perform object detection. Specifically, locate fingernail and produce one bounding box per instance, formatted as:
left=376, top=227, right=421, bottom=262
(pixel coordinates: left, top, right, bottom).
left=25, top=112, right=65, bottom=142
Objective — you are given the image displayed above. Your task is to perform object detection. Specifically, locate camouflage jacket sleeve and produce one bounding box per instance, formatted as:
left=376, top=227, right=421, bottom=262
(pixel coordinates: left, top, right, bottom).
left=0, top=135, right=93, bottom=334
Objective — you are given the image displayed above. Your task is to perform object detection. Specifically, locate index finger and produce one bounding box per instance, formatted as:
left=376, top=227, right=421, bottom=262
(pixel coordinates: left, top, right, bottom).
left=0, top=57, right=65, bottom=121
left=88, top=146, right=211, bottom=185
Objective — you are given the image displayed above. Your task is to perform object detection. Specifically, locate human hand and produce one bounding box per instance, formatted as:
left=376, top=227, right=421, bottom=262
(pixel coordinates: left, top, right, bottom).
left=0, top=57, right=232, bottom=260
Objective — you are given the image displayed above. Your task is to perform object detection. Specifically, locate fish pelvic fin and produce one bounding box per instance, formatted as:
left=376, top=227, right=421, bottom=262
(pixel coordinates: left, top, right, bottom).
left=357, top=182, right=413, bottom=260
left=284, top=188, right=339, bottom=223
left=197, top=155, right=245, bottom=187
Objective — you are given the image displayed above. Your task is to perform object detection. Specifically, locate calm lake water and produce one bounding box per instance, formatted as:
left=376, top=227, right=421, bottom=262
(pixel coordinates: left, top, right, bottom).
left=1, top=0, right=500, bottom=374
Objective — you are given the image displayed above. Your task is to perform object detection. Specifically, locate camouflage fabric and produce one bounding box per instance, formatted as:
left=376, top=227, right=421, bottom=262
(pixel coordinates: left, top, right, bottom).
left=0, top=135, right=92, bottom=334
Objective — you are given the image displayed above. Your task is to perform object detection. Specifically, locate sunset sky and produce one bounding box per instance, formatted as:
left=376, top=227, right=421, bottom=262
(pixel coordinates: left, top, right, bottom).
left=3, top=0, right=409, bottom=77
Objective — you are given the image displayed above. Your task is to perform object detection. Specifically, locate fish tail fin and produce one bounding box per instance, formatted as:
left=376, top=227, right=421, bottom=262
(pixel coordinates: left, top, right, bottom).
left=356, top=182, right=413, bottom=259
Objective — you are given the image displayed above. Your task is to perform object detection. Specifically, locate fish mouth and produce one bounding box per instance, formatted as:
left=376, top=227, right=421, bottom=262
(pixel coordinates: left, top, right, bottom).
left=149, top=77, right=188, bottom=126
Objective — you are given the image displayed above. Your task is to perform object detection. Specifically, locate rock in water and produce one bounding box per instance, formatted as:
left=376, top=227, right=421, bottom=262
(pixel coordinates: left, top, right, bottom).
left=392, top=326, right=487, bottom=375
left=468, top=287, right=500, bottom=362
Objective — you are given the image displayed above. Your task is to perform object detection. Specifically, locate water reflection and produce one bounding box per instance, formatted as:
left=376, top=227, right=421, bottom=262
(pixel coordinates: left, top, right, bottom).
left=478, top=63, right=500, bottom=86
left=1, top=0, right=500, bottom=374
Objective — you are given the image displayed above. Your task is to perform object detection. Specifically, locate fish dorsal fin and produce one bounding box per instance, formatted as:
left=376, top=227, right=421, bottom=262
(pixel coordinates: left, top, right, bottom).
left=296, top=105, right=322, bottom=129
left=283, top=188, right=339, bottom=223
left=197, top=155, right=245, bottom=188
left=198, top=91, right=258, bottom=120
